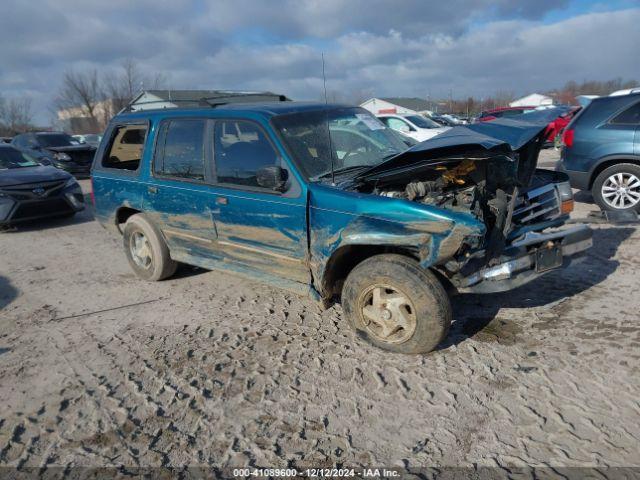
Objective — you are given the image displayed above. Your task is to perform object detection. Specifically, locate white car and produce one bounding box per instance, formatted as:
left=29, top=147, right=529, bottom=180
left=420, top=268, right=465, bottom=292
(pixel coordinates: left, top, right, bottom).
left=377, top=114, right=450, bottom=142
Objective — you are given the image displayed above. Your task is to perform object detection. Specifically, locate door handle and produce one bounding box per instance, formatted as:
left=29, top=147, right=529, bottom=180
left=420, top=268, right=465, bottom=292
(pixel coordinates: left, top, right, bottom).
left=216, top=196, right=228, bottom=205
left=148, top=186, right=158, bottom=194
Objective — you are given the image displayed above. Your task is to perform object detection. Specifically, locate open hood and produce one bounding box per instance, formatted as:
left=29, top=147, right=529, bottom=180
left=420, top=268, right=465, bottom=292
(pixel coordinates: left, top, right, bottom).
left=355, top=117, right=550, bottom=185
left=46, top=144, right=96, bottom=153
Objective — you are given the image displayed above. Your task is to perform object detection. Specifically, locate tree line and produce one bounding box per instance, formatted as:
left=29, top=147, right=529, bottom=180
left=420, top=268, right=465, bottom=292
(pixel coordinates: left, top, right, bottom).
left=443, top=78, right=639, bottom=116
left=0, top=96, right=34, bottom=136
left=54, top=59, right=166, bottom=133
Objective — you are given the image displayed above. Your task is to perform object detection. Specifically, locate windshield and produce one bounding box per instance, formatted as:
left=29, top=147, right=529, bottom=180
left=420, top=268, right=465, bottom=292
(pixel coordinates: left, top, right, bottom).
left=405, top=115, right=441, bottom=129
left=0, top=148, right=40, bottom=169
left=37, top=133, right=79, bottom=147
left=272, top=107, right=408, bottom=180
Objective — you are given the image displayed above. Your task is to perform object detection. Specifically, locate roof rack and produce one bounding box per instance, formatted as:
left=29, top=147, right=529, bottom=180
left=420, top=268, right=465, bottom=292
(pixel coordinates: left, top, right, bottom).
left=199, top=92, right=290, bottom=107
left=120, top=91, right=290, bottom=113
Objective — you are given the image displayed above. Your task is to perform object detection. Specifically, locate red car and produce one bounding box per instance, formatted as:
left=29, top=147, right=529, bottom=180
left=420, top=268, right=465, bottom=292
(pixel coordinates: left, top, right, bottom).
left=478, top=106, right=581, bottom=146
left=545, top=107, right=581, bottom=146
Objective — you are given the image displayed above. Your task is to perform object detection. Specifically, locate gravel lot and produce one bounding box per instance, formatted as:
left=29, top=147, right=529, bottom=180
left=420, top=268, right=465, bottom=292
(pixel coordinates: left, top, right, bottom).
left=1, top=149, right=639, bottom=471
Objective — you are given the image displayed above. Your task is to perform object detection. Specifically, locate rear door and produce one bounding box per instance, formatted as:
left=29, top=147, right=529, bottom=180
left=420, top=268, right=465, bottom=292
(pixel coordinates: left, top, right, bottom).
left=206, top=119, right=309, bottom=283
left=143, top=118, right=220, bottom=259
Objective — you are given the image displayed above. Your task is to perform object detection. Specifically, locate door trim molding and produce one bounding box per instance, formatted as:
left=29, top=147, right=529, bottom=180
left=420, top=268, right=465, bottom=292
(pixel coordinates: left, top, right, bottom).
left=217, top=240, right=303, bottom=263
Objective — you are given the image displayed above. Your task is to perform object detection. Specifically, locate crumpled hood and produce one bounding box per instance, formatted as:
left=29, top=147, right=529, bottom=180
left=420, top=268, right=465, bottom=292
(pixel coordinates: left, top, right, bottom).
left=356, top=117, right=550, bottom=184
left=0, top=165, right=71, bottom=187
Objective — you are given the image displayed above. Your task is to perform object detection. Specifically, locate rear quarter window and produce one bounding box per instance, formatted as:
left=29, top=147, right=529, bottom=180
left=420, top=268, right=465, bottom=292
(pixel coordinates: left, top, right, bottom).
left=610, top=101, right=640, bottom=125
left=101, top=124, right=148, bottom=171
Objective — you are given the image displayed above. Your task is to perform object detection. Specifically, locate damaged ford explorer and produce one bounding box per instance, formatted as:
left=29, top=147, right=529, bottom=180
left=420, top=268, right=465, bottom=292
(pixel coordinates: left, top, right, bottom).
left=92, top=98, right=592, bottom=354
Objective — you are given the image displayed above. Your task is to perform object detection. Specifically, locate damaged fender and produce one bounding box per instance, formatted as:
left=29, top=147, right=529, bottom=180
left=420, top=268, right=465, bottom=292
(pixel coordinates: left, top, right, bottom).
left=307, top=183, right=485, bottom=297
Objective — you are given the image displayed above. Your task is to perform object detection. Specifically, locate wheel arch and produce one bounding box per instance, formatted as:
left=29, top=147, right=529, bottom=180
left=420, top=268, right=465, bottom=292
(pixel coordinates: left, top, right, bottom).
left=115, top=206, right=141, bottom=233
left=589, top=156, right=640, bottom=189
left=320, top=244, right=420, bottom=300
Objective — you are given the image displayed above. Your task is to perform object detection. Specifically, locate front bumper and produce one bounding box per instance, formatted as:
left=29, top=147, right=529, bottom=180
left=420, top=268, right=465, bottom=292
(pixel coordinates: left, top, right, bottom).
left=456, top=224, right=592, bottom=293
left=0, top=188, right=84, bottom=225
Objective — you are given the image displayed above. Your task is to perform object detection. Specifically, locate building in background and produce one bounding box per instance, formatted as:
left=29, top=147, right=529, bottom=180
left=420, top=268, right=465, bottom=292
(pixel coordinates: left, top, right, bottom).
left=509, top=93, right=553, bottom=107
left=360, top=97, right=433, bottom=116
left=57, top=99, right=119, bottom=134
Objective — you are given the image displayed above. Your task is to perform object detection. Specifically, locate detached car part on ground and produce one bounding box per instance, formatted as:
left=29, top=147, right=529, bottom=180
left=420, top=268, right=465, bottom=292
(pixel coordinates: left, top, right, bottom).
left=92, top=102, right=592, bottom=354
left=0, top=144, right=84, bottom=226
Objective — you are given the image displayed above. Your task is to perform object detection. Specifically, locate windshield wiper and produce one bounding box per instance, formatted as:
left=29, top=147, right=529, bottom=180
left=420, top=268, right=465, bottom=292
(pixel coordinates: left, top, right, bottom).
left=316, top=165, right=370, bottom=180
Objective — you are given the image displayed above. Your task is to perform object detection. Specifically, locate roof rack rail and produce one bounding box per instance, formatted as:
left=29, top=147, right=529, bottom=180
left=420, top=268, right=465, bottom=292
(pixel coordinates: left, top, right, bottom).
left=119, top=91, right=290, bottom=114
left=199, top=92, right=290, bottom=107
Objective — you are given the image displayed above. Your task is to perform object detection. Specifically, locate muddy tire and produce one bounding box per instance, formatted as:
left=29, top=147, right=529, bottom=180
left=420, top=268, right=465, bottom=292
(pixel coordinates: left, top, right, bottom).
left=592, top=163, right=640, bottom=212
left=123, top=214, right=177, bottom=281
left=342, top=254, right=451, bottom=354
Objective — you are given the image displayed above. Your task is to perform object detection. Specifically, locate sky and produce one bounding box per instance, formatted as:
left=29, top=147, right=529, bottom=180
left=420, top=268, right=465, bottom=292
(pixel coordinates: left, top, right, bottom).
left=1, top=0, right=639, bottom=124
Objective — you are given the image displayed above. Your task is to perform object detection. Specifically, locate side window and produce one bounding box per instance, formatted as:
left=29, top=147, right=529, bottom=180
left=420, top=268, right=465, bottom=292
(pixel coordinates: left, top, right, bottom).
left=610, top=102, right=640, bottom=125
left=214, top=120, right=278, bottom=187
left=155, top=119, right=205, bottom=180
left=386, top=117, right=412, bottom=132
left=102, top=124, right=147, bottom=171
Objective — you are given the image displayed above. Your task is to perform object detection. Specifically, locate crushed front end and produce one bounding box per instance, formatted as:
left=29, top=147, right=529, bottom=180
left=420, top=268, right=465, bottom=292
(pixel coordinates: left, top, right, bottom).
left=353, top=118, right=593, bottom=293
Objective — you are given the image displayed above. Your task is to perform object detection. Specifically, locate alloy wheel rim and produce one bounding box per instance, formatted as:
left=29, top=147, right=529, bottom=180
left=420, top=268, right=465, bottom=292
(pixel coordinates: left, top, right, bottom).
left=130, top=231, right=153, bottom=269
left=602, top=172, right=640, bottom=209
left=358, top=284, right=417, bottom=344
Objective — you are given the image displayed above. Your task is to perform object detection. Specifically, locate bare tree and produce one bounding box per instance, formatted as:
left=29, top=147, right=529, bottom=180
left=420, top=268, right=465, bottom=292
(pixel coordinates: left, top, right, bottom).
left=0, top=94, right=34, bottom=135
left=104, top=58, right=166, bottom=116
left=55, top=69, right=103, bottom=132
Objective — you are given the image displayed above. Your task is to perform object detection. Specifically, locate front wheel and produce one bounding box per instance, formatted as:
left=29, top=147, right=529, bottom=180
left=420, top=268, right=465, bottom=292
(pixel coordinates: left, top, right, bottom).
left=342, top=254, right=451, bottom=354
left=592, top=163, right=640, bottom=212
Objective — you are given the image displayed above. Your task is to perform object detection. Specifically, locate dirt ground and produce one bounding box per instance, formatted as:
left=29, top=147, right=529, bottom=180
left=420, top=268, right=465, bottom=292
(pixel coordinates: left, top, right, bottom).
left=1, top=149, right=639, bottom=471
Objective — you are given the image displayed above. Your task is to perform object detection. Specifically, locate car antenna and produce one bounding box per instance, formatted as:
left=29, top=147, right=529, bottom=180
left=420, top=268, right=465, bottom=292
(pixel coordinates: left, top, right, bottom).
left=322, top=52, right=335, bottom=185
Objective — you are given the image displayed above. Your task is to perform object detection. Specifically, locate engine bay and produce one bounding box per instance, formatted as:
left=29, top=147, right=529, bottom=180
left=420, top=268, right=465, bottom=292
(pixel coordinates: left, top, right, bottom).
left=358, top=154, right=522, bottom=227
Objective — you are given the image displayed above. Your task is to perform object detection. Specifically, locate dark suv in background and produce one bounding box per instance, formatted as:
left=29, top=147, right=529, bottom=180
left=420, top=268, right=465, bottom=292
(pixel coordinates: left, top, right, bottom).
left=558, top=93, right=640, bottom=212
left=12, top=132, right=97, bottom=178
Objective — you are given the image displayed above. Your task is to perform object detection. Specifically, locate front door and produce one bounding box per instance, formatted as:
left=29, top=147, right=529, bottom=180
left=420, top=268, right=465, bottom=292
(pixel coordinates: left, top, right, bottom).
left=208, top=119, right=310, bottom=284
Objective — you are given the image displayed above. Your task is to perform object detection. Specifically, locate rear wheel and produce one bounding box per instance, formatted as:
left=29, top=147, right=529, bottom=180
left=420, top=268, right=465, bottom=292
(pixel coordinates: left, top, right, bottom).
left=123, top=214, right=177, bottom=281
left=341, top=254, right=451, bottom=354
left=593, top=163, right=640, bottom=212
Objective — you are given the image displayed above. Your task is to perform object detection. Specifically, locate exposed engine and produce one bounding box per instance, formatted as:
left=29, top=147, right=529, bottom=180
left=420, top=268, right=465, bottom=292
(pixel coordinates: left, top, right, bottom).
left=369, top=156, right=518, bottom=224
left=357, top=154, right=528, bottom=262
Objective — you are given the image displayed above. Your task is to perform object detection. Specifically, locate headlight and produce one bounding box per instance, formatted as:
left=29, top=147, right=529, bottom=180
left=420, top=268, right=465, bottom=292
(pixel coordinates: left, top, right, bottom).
left=53, top=152, right=72, bottom=161
left=557, top=181, right=573, bottom=201
left=557, top=181, right=574, bottom=214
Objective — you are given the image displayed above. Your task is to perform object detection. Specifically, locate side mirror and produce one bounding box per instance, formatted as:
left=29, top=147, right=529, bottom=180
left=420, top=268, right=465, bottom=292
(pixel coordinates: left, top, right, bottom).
left=256, top=165, right=288, bottom=192
left=398, top=124, right=410, bottom=133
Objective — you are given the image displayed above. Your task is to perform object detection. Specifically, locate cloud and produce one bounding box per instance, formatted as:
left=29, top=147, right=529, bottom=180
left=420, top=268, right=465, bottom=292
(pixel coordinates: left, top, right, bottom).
left=0, top=1, right=637, bottom=123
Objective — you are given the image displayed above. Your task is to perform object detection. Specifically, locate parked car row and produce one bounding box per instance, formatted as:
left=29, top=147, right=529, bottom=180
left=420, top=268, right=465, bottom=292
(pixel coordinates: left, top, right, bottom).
left=376, top=113, right=450, bottom=142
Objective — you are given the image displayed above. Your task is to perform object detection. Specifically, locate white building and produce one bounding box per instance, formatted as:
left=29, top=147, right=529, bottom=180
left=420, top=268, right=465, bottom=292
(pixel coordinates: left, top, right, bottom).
left=509, top=93, right=553, bottom=107
left=360, top=97, right=433, bottom=116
